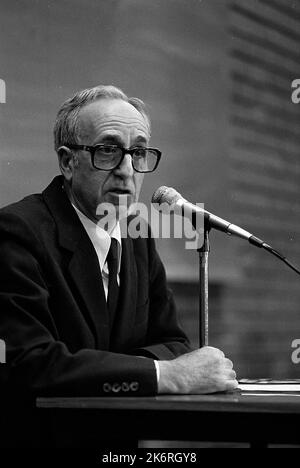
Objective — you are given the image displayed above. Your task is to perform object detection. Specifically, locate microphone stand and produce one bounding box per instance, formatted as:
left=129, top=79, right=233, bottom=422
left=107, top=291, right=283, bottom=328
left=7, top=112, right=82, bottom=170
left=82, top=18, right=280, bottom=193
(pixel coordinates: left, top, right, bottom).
left=197, top=217, right=210, bottom=347
left=153, top=185, right=300, bottom=347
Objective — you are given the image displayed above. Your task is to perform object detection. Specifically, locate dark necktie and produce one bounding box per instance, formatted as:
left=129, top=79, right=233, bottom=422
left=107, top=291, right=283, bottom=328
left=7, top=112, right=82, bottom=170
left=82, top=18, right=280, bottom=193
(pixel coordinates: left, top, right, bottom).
left=106, top=238, right=120, bottom=327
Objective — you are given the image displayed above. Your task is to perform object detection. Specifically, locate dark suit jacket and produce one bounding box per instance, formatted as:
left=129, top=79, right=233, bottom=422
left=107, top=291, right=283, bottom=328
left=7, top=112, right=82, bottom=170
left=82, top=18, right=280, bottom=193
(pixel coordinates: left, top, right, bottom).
left=0, top=175, right=190, bottom=445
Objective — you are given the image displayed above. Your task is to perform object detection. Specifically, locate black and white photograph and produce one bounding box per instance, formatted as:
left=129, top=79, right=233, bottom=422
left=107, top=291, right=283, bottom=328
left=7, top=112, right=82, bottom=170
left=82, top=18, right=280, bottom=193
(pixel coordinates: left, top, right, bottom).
left=0, top=0, right=300, bottom=454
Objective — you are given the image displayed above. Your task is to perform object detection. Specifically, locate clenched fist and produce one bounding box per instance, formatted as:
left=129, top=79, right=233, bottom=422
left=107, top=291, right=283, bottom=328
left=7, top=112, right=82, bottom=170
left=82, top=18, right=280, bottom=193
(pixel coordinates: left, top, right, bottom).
left=157, top=346, right=238, bottom=394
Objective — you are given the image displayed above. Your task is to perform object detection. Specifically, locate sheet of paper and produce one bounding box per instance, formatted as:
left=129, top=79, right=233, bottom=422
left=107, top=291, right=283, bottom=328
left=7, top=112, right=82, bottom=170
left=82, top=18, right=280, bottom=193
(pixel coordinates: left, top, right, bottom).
left=238, top=379, right=300, bottom=392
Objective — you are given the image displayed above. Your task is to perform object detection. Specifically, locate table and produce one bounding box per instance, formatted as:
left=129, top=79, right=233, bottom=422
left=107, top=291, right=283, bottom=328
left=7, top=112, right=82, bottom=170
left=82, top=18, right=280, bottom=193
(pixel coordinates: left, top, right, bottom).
left=36, top=392, right=300, bottom=447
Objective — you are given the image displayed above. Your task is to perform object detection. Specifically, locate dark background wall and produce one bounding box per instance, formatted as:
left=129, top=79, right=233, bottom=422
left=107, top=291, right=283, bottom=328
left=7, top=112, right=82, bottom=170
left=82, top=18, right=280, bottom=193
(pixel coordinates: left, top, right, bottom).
left=0, top=0, right=300, bottom=379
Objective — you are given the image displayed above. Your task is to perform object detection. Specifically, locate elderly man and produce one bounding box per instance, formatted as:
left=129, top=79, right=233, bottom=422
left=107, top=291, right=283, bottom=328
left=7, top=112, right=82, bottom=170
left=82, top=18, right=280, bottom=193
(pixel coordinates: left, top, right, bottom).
left=0, top=85, right=237, bottom=446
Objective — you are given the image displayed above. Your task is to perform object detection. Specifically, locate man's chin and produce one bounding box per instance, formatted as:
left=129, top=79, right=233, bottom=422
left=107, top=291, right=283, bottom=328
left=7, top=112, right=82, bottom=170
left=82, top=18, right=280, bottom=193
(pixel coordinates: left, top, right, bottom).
left=105, top=192, right=134, bottom=207
left=96, top=194, right=134, bottom=225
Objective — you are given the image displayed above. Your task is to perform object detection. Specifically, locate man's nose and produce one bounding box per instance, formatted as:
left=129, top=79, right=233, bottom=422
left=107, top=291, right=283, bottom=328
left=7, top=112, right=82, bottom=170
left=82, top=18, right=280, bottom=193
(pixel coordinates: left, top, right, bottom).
left=114, top=152, right=134, bottom=177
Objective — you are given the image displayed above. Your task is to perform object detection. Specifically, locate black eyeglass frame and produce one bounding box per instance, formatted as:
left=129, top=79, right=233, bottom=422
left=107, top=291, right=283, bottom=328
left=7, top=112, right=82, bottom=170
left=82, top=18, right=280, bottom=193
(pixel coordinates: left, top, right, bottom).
left=63, top=144, right=162, bottom=173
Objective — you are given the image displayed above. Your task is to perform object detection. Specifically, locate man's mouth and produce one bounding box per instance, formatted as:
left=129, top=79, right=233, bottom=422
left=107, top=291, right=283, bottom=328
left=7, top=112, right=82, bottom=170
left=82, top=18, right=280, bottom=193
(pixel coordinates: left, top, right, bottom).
left=108, top=189, right=132, bottom=195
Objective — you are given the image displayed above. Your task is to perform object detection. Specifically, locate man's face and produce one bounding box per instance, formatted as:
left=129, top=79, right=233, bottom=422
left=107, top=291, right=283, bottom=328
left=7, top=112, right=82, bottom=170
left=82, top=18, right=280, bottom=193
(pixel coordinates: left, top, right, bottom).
left=66, top=98, right=150, bottom=222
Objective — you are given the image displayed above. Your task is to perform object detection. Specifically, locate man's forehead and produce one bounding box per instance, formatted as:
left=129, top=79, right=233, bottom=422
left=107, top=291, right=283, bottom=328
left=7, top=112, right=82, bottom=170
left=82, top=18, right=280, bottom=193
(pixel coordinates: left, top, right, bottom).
left=78, top=99, right=150, bottom=136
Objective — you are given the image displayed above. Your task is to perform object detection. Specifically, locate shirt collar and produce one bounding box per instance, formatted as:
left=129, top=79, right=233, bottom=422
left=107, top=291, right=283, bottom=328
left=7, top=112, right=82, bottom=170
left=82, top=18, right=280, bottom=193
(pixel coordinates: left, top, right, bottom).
left=72, top=204, right=122, bottom=274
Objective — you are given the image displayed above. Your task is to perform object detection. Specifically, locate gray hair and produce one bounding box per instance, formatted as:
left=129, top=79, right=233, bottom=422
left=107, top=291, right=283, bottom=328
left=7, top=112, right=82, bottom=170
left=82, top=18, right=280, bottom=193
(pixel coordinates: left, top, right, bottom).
left=54, top=85, right=151, bottom=151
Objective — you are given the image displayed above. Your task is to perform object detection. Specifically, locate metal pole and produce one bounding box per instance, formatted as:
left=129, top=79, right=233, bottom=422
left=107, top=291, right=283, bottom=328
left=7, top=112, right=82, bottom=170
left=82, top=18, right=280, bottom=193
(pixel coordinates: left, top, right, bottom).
left=198, top=227, right=210, bottom=347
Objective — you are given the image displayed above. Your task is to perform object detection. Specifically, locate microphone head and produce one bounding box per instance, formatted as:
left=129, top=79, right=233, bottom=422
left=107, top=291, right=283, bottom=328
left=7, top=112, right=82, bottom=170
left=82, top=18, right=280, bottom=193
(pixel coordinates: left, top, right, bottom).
left=151, top=186, right=182, bottom=206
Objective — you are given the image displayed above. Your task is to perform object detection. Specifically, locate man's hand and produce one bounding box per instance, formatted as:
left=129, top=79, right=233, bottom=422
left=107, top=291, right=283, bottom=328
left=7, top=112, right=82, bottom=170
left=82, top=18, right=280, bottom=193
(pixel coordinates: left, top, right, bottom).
left=157, top=346, right=238, bottom=394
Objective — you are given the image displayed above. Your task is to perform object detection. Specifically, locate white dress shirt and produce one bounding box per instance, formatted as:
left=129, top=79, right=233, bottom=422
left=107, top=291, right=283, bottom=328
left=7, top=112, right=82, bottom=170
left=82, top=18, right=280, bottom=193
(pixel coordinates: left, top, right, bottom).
left=72, top=204, right=160, bottom=383
left=72, top=205, right=121, bottom=299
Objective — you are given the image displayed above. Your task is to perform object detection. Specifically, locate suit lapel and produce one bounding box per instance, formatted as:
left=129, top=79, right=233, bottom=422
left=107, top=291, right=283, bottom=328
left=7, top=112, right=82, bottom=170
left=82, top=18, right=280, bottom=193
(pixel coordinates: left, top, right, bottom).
left=42, top=176, right=110, bottom=349
left=68, top=236, right=110, bottom=349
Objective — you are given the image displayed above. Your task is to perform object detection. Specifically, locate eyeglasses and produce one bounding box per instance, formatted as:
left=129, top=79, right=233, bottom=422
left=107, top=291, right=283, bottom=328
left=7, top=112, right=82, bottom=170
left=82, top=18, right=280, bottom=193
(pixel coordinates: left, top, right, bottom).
left=63, top=144, right=162, bottom=173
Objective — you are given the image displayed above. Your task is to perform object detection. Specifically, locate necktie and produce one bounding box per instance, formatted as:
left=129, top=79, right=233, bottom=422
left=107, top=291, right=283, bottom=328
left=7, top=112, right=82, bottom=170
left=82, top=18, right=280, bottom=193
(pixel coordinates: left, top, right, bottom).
left=106, top=238, right=120, bottom=327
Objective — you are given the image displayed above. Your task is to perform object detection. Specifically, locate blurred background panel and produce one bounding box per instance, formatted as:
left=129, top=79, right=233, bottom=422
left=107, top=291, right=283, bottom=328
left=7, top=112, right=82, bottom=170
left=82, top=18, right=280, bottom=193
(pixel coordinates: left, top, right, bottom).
left=0, top=0, right=300, bottom=379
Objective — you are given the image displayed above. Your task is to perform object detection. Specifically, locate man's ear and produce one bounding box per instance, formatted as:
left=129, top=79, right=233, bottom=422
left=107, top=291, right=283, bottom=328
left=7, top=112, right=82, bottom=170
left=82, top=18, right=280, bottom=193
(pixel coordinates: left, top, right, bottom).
left=57, top=146, right=76, bottom=182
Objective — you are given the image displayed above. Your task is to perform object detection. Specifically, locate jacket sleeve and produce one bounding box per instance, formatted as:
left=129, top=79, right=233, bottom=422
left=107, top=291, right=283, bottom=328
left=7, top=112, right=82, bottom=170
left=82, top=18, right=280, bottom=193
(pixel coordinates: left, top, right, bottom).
left=0, top=212, right=157, bottom=397
left=132, top=236, right=193, bottom=360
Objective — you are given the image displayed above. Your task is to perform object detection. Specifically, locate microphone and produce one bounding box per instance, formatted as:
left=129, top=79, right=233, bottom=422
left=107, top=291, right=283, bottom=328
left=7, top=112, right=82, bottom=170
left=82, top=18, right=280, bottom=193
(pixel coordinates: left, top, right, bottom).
left=151, top=185, right=300, bottom=276
left=152, top=186, right=265, bottom=247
